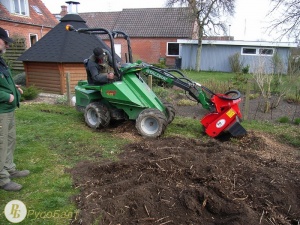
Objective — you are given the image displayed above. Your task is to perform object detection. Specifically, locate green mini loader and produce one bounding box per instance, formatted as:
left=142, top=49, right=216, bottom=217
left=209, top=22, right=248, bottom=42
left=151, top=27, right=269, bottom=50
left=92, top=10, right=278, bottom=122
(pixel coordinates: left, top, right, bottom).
left=66, top=25, right=247, bottom=138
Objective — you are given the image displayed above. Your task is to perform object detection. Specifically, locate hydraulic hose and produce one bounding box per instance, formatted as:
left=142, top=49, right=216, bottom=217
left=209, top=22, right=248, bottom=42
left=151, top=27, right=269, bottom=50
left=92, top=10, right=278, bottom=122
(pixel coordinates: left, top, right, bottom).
left=201, top=86, right=241, bottom=100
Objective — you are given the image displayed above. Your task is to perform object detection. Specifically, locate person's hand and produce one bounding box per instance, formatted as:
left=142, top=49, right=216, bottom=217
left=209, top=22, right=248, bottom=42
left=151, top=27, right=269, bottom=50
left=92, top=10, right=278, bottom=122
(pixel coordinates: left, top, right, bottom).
left=9, top=94, right=14, bottom=103
left=107, top=72, right=114, bottom=80
left=16, top=85, right=23, bottom=94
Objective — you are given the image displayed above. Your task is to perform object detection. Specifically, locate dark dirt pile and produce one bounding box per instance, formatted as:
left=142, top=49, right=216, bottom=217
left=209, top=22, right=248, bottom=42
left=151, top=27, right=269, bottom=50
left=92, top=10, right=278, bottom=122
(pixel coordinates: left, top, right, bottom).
left=69, top=131, right=300, bottom=225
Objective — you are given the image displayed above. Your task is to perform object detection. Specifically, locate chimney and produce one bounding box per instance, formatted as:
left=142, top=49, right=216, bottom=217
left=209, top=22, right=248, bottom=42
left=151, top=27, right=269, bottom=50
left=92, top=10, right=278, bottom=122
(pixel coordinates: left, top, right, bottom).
left=60, top=5, right=68, bottom=17
left=65, top=1, right=80, bottom=14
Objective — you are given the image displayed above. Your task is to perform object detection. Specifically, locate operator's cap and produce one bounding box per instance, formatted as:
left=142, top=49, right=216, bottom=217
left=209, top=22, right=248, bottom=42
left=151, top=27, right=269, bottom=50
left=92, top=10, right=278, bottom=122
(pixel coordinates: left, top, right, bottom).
left=93, top=47, right=106, bottom=59
left=0, top=27, right=13, bottom=43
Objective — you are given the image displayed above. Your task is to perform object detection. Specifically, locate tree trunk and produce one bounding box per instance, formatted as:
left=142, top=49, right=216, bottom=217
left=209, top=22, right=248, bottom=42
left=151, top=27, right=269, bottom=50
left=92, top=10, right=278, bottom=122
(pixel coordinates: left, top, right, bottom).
left=263, top=99, right=271, bottom=113
left=196, top=27, right=204, bottom=72
left=196, top=41, right=202, bottom=71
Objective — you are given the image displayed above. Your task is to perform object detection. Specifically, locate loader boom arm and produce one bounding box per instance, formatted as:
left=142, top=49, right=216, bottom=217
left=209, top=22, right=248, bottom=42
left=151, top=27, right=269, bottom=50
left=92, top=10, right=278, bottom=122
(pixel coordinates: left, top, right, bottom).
left=128, top=62, right=247, bottom=137
left=137, top=63, right=217, bottom=112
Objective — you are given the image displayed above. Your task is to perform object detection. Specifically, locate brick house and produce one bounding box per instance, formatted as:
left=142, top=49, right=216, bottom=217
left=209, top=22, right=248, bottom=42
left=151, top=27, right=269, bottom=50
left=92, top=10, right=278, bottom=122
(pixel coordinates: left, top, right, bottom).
left=0, top=0, right=58, bottom=70
left=78, top=7, right=197, bottom=67
left=0, top=0, right=58, bottom=48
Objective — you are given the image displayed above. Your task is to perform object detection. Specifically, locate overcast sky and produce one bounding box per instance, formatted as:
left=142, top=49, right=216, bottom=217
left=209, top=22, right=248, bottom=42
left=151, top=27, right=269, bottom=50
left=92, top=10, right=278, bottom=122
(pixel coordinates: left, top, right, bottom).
left=41, top=0, right=285, bottom=42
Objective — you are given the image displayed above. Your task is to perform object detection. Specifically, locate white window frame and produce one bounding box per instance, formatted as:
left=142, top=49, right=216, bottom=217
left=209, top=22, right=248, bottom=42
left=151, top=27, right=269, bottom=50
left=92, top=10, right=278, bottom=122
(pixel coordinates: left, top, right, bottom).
left=241, top=47, right=274, bottom=56
left=12, top=0, right=29, bottom=16
left=29, top=33, right=38, bottom=47
left=166, top=42, right=180, bottom=57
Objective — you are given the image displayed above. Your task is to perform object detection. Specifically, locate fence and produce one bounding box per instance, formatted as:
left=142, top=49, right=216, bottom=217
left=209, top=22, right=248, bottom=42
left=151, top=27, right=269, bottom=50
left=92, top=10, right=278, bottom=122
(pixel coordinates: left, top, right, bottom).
left=4, top=38, right=26, bottom=71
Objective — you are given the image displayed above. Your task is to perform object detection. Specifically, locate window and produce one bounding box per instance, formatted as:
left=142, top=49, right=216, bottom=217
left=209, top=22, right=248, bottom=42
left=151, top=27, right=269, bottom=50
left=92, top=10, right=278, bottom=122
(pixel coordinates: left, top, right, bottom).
left=259, top=48, right=274, bottom=55
left=29, top=34, right=38, bottom=46
left=242, top=48, right=256, bottom=55
left=114, top=44, right=121, bottom=58
left=13, top=0, right=28, bottom=16
left=32, top=5, right=42, bottom=14
left=167, top=43, right=180, bottom=56
left=241, top=47, right=274, bottom=56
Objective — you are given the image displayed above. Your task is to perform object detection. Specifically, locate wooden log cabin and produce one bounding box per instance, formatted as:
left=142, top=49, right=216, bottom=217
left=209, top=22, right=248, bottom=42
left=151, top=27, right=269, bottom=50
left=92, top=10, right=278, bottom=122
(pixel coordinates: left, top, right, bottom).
left=17, top=13, right=109, bottom=94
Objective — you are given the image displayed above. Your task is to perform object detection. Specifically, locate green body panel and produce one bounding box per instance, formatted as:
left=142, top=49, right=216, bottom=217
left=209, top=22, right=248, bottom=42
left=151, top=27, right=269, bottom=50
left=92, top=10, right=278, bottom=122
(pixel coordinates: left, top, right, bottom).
left=75, top=81, right=102, bottom=107
left=75, top=73, right=166, bottom=120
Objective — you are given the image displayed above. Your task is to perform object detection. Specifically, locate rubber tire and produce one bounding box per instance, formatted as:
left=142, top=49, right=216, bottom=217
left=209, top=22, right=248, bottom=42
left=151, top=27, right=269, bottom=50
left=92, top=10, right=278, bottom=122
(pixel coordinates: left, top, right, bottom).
left=163, top=102, right=176, bottom=124
left=136, top=109, right=168, bottom=138
left=84, top=102, right=110, bottom=129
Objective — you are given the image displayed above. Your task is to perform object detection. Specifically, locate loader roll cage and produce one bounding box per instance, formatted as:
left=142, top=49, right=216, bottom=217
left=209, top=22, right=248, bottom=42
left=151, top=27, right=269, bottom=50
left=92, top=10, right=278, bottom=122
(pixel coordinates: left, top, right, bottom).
left=66, top=25, right=134, bottom=79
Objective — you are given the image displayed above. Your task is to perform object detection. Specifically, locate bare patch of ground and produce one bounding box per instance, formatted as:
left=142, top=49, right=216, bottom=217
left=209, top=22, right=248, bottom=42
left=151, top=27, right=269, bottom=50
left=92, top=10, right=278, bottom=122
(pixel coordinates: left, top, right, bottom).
left=68, top=131, right=300, bottom=225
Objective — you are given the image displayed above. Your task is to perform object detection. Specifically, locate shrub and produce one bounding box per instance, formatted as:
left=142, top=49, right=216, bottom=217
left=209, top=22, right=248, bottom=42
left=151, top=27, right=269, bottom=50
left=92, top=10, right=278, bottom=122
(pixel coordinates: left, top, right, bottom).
left=152, top=86, right=169, bottom=99
left=229, top=53, right=243, bottom=73
left=294, top=118, right=300, bottom=125
left=232, top=73, right=248, bottom=92
left=284, top=93, right=300, bottom=104
left=242, top=65, right=250, bottom=74
left=140, top=71, right=173, bottom=88
left=13, top=72, right=26, bottom=86
left=202, top=79, right=233, bottom=95
left=55, top=95, right=68, bottom=105
left=152, top=63, right=167, bottom=69
left=249, top=93, right=260, bottom=100
left=278, top=116, right=290, bottom=123
left=20, top=85, right=40, bottom=101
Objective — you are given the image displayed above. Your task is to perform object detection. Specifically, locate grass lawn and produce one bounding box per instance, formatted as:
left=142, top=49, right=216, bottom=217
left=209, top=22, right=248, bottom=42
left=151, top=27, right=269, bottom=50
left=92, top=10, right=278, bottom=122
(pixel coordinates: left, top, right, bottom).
left=0, top=104, right=130, bottom=225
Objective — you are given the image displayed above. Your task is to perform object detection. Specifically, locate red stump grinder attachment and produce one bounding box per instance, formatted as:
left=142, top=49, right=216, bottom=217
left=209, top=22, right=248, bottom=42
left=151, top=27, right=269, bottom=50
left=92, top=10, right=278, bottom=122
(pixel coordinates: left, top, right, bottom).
left=201, top=91, right=247, bottom=138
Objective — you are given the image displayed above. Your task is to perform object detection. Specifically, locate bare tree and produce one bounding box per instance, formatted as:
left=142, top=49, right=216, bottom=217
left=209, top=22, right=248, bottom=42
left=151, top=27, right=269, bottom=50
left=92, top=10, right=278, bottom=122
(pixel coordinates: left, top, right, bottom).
left=268, top=0, right=300, bottom=40
left=166, top=0, right=235, bottom=71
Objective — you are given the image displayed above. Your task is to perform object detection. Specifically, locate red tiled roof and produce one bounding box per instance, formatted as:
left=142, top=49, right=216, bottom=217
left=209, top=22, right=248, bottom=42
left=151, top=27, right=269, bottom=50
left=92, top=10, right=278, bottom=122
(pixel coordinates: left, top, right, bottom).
left=80, top=7, right=194, bottom=38
left=0, top=0, right=58, bottom=28
left=79, top=11, right=121, bottom=30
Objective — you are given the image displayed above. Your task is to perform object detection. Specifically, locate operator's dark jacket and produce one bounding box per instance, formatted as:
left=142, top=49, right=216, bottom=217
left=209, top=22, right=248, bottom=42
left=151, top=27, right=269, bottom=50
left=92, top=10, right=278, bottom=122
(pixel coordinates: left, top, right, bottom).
left=85, top=54, right=113, bottom=85
left=0, top=57, right=20, bottom=113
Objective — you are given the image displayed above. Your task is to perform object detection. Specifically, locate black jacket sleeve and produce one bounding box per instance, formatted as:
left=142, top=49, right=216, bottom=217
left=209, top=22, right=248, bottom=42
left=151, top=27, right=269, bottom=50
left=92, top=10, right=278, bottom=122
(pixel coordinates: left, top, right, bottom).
left=86, top=60, right=108, bottom=84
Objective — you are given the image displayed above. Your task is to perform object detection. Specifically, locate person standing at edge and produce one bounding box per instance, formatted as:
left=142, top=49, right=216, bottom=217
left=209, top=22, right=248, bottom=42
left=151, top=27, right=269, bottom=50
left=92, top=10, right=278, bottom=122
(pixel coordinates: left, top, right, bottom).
left=0, top=27, right=29, bottom=191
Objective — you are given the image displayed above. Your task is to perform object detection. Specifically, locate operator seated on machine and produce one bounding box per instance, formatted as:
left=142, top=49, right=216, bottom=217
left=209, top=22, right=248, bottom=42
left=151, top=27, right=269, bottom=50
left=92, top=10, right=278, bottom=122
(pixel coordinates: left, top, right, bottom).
left=85, top=47, right=115, bottom=85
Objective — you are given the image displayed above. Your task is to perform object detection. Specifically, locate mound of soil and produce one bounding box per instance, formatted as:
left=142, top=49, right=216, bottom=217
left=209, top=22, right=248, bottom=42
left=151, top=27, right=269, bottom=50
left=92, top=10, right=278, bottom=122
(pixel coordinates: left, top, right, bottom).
left=69, top=131, right=300, bottom=225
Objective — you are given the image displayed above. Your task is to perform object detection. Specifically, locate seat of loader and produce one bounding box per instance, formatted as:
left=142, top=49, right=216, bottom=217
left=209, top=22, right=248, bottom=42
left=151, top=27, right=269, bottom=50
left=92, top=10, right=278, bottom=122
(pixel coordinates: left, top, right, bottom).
left=84, top=84, right=102, bottom=91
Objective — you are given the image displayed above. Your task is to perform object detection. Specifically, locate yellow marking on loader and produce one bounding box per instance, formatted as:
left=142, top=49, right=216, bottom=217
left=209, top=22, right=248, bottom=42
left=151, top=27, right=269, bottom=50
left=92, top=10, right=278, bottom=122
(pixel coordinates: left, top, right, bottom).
left=226, top=109, right=236, bottom=118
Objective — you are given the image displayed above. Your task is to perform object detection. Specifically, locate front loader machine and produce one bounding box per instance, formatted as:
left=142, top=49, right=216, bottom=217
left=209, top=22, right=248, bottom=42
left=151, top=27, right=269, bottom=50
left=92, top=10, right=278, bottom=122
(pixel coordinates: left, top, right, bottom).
left=74, top=73, right=171, bottom=138
left=66, top=25, right=246, bottom=138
